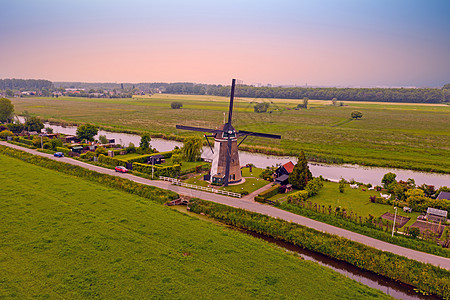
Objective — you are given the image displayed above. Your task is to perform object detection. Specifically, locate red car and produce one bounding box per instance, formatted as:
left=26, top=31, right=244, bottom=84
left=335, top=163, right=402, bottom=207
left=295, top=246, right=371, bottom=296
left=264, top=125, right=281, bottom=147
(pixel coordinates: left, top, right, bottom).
left=115, top=166, right=128, bottom=173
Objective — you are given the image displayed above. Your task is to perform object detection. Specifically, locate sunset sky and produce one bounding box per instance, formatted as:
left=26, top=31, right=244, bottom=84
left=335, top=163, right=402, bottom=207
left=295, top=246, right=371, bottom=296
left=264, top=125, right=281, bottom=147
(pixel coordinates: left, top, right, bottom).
left=1, top=0, right=449, bottom=87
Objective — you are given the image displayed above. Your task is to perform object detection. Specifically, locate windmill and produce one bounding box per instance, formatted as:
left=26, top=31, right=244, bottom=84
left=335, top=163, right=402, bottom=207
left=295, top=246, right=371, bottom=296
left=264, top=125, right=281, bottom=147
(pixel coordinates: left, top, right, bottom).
left=176, top=79, right=281, bottom=186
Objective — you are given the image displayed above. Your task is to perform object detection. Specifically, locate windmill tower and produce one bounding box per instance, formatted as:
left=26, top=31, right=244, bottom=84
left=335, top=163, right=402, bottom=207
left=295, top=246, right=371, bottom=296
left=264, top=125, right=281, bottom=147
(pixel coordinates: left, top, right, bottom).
left=176, top=79, right=281, bottom=186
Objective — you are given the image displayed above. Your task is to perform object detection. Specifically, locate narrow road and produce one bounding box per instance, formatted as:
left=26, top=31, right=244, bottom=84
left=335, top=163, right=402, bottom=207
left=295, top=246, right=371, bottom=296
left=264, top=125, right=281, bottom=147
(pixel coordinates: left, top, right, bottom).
left=2, top=141, right=450, bottom=270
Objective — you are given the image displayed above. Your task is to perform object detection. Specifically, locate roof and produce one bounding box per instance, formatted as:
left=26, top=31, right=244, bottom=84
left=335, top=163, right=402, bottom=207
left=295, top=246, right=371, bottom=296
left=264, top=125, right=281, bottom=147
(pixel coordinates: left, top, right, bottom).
left=275, top=174, right=289, bottom=183
left=437, top=191, right=450, bottom=200
left=150, top=154, right=164, bottom=159
left=282, top=161, right=295, bottom=173
left=427, top=207, right=448, bottom=218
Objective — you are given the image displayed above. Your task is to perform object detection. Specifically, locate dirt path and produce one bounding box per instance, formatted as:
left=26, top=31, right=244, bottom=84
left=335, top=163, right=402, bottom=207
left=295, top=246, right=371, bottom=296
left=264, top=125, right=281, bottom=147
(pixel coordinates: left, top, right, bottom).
left=2, top=141, right=450, bottom=270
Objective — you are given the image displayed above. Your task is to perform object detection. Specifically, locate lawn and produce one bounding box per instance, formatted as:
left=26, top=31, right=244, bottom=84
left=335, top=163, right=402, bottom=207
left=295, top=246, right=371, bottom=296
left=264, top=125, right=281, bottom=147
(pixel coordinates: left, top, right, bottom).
left=271, top=181, right=419, bottom=227
left=184, top=171, right=270, bottom=194
left=10, top=94, right=450, bottom=173
left=0, top=153, right=390, bottom=299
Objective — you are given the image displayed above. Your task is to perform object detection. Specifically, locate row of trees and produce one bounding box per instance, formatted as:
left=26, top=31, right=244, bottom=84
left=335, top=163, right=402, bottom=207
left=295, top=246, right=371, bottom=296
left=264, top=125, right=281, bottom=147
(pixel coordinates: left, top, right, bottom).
left=0, top=79, right=53, bottom=90
left=163, top=83, right=450, bottom=103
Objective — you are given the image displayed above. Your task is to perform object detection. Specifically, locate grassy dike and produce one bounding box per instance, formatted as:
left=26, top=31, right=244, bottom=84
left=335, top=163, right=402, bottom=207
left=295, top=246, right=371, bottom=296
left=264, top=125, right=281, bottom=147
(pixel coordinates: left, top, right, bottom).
left=188, top=199, right=450, bottom=299
left=0, top=147, right=390, bottom=299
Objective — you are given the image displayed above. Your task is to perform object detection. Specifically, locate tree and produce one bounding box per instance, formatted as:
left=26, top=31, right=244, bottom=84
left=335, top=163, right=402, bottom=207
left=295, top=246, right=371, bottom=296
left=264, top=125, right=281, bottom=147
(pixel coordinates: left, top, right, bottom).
left=45, top=127, right=53, bottom=134
left=76, top=124, right=98, bottom=142
left=339, top=178, right=346, bottom=193
left=331, top=98, right=338, bottom=106
left=381, top=172, right=397, bottom=189
left=25, top=116, right=44, bottom=132
left=351, top=111, right=363, bottom=119
left=139, top=134, right=151, bottom=150
left=305, top=177, right=324, bottom=196
left=98, top=135, right=108, bottom=144
left=95, top=146, right=108, bottom=157
left=182, top=136, right=203, bottom=162
left=288, top=151, right=312, bottom=189
left=254, top=102, right=270, bottom=113
left=0, top=98, right=14, bottom=123
left=0, top=129, right=14, bottom=139
left=171, top=102, right=183, bottom=109
left=442, top=83, right=450, bottom=90
left=441, top=227, right=450, bottom=248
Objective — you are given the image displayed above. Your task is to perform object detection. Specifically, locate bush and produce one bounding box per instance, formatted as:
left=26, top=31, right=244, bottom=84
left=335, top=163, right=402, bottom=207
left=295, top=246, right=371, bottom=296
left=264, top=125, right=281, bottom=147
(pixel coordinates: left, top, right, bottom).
left=287, top=190, right=308, bottom=203
left=56, top=147, right=70, bottom=155
left=0, top=129, right=14, bottom=139
left=254, top=102, right=270, bottom=113
left=171, top=102, right=183, bottom=109
left=258, top=184, right=280, bottom=199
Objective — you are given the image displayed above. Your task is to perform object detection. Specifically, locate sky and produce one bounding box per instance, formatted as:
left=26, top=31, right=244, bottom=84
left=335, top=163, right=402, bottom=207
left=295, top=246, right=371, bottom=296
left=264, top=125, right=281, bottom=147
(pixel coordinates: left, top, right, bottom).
left=1, top=0, right=449, bottom=87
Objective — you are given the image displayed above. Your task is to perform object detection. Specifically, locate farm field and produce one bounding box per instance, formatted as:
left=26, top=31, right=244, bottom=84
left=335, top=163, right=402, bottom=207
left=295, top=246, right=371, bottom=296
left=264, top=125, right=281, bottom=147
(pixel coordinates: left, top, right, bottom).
left=0, top=153, right=389, bottom=299
left=10, top=94, right=450, bottom=173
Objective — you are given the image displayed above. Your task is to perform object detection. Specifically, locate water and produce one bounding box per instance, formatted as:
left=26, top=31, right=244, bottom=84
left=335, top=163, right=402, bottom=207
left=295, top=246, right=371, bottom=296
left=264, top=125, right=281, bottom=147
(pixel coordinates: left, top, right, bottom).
left=34, top=119, right=449, bottom=188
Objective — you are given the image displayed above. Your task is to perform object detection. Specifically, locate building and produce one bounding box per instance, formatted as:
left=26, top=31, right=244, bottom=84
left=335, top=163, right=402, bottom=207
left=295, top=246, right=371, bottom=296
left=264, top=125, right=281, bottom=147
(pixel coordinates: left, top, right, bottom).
left=275, top=161, right=295, bottom=185
left=437, top=191, right=450, bottom=201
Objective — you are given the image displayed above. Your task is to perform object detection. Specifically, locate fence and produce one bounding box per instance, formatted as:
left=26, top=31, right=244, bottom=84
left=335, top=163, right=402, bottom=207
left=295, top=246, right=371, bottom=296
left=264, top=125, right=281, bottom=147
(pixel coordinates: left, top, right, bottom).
left=159, top=176, right=241, bottom=198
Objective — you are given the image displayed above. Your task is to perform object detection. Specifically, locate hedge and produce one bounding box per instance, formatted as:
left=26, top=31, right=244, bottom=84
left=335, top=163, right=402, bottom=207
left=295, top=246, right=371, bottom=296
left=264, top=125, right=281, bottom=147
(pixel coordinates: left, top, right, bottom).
left=0, top=145, right=178, bottom=204
left=132, top=162, right=181, bottom=178
left=56, top=147, right=71, bottom=155
left=124, top=151, right=174, bottom=163
left=287, top=190, right=309, bottom=203
left=188, top=198, right=450, bottom=299
left=98, top=154, right=127, bottom=167
left=258, top=184, right=280, bottom=199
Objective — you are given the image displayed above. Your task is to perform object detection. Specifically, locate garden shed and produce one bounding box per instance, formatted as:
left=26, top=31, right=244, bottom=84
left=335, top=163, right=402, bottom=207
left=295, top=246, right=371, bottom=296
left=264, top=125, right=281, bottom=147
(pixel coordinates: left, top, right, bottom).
left=148, top=154, right=164, bottom=165
left=426, top=207, right=448, bottom=222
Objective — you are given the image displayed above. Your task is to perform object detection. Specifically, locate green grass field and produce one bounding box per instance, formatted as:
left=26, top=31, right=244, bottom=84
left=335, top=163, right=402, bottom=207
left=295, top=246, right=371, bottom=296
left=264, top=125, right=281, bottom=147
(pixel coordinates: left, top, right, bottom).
left=0, top=153, right=390, bottom=299
left=10, top=94, right=450, bottom=173
left=270, top=182, right=419, bottom=227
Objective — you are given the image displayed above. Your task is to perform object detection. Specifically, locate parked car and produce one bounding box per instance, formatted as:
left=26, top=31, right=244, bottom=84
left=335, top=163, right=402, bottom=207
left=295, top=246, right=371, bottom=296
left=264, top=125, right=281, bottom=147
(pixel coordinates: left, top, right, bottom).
left=115, top=166, right=128, bottom=173
left=54, top=152, right=64, bottom=157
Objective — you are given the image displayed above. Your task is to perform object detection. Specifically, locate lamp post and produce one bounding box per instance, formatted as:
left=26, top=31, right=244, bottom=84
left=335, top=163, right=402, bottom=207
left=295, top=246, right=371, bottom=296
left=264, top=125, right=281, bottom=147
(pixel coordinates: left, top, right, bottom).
left=392, top=207, right=398, bottom=237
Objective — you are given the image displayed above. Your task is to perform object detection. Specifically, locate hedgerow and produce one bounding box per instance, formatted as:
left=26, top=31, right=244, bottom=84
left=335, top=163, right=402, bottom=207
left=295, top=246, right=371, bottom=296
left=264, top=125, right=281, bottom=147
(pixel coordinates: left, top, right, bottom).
left=188, top=199, right=450, bottom=299
left=0, top=145, right=178, bottom=204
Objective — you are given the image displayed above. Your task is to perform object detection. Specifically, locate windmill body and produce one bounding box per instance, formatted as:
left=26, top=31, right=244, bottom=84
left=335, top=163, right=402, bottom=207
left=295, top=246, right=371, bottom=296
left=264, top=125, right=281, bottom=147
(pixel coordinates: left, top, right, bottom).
left=176, top=79, right=281, bottom=186
left=210, top=125, right=242, bottom=185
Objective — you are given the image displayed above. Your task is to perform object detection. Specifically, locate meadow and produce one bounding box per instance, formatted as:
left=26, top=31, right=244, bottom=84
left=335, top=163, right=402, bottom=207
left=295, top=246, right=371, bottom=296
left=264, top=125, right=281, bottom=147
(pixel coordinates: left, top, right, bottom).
left=10, top=94, right=450, bottom=173
left=0, top=153, right=389, bottom=299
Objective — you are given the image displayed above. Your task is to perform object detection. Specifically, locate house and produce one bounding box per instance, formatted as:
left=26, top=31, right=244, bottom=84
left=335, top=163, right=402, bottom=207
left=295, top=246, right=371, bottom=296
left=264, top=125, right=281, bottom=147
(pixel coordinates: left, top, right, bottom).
left=437, top=191, right=450, bottom=201
left=275, top=161, right=295, bottom=178
left=274, top=161, right=295, bottom=185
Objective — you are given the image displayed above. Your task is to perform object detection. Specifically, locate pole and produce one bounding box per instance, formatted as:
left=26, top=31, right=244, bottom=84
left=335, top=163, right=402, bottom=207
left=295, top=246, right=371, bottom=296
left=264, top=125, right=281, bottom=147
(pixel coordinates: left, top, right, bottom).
left=392, top=207, right=397, bottom=237
left=40, top=136, right=43, bottom=149
left=152, top=159, right=154, bottom=179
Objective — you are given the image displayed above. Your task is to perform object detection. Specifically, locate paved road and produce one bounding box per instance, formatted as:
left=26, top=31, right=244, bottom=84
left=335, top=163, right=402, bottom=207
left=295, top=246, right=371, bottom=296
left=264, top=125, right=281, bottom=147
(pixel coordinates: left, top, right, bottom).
left=2, top=141, right=450, bottom=270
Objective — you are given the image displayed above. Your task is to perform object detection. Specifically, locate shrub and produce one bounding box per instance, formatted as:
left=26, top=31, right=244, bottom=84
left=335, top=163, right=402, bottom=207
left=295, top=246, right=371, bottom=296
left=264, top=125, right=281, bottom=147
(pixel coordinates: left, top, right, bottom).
left=0, top=129, right=14, bottom=139
left=171, top=102, right=183, bottom=109
left=305, top=177, right=324, bottom=197
left=56, top=147, right=70, bottom=155
left=258, top=184, right=280, bottom=199
left=254, top=102, right=270, bottom=113
left=287, top=190, right=309, bottom=203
